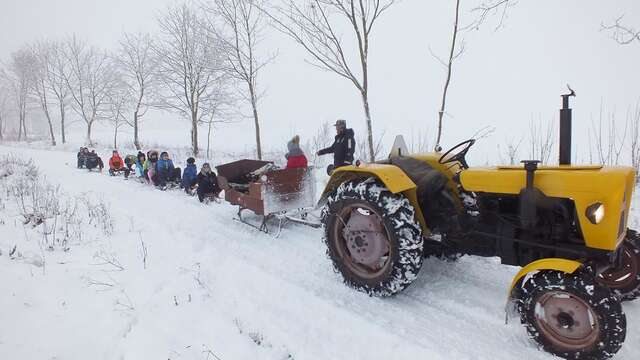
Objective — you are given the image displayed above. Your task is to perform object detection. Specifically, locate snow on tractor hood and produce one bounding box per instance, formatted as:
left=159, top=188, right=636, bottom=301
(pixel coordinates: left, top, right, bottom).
left=460, top=165, right=636, bottom=250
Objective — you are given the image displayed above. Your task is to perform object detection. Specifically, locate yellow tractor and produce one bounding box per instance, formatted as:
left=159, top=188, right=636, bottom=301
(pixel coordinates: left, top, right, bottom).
left=319, top=91, right=638, bottom=359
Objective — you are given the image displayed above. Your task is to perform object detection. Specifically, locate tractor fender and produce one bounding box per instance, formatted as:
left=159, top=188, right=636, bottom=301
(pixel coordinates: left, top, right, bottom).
left=508, top=258, right=583, bottom=299
left=319, top=164, right=417, bottom=203
left=318, top=164, right=429, bottom=232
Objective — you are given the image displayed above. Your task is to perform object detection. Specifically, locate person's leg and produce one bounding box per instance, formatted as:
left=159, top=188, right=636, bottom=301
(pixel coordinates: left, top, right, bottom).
left=124, top=168, right=130, bottom=178
left=109, top=169, right=115, bottom=176
left=156, top=171, right=166, bottom=187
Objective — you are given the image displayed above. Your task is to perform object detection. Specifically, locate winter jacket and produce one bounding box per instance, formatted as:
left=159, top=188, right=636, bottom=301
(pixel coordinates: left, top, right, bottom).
left=85, top=153, right=103, bottom=170
left=135, top=160, right=145, bottom=177
left=77, top=151, right=87, bottom=168
left=285, top=140, right=308, bottom=169
left=156, top=158, right=175, bottom=175
left=143, top=159, right=156, bottom=172
left=197, top=171, right=220, bottom=195
left=317, top=128, right=355, bottom=167
left=124, top=155, right=137, bottom=169
left=109, top=154, right=125, bottom=170
left=181, top=164, right=198, bottom=188
left=286, top=155, right=308, bottom=169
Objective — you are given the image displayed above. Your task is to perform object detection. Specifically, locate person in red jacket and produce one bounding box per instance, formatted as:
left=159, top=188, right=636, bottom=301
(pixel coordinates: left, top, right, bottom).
left=108, top=150, right=130, bottom=178
left=285, top=135, right=308, bottom=169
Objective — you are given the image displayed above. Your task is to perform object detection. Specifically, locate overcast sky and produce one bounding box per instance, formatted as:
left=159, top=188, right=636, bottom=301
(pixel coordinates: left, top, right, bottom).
left=1, top=0, right=640, bottom=164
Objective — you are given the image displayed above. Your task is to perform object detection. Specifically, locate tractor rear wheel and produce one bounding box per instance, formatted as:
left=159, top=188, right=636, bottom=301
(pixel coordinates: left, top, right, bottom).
left=517, top=271, right=626, bottom=360
left=597, top=229, right=640, bottom=301
left=322, top=178, right=424, bottom=296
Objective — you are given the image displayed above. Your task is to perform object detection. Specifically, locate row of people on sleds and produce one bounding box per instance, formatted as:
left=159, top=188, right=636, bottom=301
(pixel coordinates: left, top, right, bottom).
left=76, top=147, right=223, bottom=203
left=76, top=119, right=355, bottom=202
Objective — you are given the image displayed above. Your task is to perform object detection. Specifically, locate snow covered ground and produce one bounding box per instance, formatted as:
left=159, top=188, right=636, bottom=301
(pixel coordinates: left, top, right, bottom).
left=0, top=145, right=639, bottom=360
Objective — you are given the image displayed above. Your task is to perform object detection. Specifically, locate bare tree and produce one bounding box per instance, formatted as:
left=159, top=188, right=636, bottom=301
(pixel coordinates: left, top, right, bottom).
left=602, top=16, right=640, bottom=45
left=155, top=3, right=230, bottom=156
left=500, top=136, right=523, bottom=165
left=590, top=104, right=627, bottom=166
left=29, top=42, right=57, bottom=146
left=47, top=41, right=71, bottom=144
left=528, top=116, right=555, bottom=164
left=117, top=32, right=157, bottom=150
left=0, top=70, right=9, bottom=141
left=5, top=48, right=32, bottom=141
left=106, top=80, right=130, bottom=149
left=63, top=36, right=116, bottom=145
left=433, top=0, right=463, bottom=151
left=266, top=0, right=397, bottom=162
left=304, top=120, right=333, bottom=166
left=630, top=103, right=640, bottom=175
left=206, top=0, right=273, bottom=160
left=408, top=127, right=431, bottom=154
left=469, top=0, right=517, bottom=31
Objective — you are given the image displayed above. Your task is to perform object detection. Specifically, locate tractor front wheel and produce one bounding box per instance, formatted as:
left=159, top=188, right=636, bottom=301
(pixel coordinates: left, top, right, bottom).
left=322, top=179, right=424, bottom=296
left=597, top=229, right=640, bottom=301
left=517, top=271, right=626, bottom=360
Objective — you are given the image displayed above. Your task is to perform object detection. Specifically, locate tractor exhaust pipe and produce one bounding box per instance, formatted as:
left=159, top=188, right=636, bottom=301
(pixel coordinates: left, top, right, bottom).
left=559, top=86, right=576, bottom=165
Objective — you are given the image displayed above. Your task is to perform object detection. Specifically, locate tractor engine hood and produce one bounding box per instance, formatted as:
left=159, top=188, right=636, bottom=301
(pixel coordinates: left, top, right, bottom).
left=460, top=165, right=636, bottom=251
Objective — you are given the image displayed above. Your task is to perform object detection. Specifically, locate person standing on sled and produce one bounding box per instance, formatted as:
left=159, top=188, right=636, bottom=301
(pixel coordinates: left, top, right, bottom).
left=285, top=135, right=308, bottom=169
left=196, top=163, right=221, bottom=203
left=108, top=150, right=130, bottom=178
left=181, top=157, right=198, bottom=194
left=156, top=152, right=181, bottom=189
left=317, top=119, right=355, bottom=174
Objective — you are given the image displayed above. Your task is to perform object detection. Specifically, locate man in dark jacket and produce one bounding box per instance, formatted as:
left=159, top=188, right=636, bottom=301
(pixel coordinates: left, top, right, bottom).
left=317, top=119, right=355, bottom=170
left=196, top=163, right=221, bottom=203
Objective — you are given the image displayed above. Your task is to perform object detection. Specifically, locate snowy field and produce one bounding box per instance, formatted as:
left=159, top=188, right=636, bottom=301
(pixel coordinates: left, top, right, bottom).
left=1, top=144, right=639, bottom=360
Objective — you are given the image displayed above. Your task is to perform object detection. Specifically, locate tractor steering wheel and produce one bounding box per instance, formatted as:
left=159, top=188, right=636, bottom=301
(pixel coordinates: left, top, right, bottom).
left=438, top=139, right=476, bottom=169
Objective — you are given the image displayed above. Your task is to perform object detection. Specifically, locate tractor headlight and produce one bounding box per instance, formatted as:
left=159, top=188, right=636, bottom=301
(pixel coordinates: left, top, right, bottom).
left=586, top=202, right=605, bottom=224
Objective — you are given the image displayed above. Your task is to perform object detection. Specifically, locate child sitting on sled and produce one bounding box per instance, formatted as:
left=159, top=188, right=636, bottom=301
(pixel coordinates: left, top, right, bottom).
left=108, top=150, right=130, bottom=179
left=196, top=163, right=221, bottom=203
left=181, top=157, right=198, bottom=195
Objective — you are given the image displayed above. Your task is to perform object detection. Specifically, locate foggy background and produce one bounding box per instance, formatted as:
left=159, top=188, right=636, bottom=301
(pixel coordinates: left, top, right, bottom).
left=1, top=0, right=639, bottom=164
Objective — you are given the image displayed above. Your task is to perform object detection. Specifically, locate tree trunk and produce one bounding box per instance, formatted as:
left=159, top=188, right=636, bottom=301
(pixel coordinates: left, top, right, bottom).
left=0, top=114, right=4, bottom=141
left=249, top=87, right=262, bottom=160
left=59, top=100, right=66, bottom=144
left=133, top=111, right=141, bottom=150
left=113, top=126, right=118, bottom=149
left=191, top=111, right=199, bottom=156
left=86, top=121, right=93, bottom=146
left=45, top=112, right=56, bottom=146
left=17, top=117, right=22, bottom=141
left=434, top=0, right=461, bottom=152
left=207, top=119, right=213, bottom=160
left=361, top=91, right=375, bottom=162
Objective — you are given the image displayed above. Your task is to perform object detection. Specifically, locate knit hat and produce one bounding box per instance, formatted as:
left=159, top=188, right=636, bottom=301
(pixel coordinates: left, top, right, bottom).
left=333, top=119, right=347, bottom=128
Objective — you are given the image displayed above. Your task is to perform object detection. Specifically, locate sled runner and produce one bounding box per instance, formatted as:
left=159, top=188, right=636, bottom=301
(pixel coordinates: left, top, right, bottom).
left=216, top=159, right=319, bottom=235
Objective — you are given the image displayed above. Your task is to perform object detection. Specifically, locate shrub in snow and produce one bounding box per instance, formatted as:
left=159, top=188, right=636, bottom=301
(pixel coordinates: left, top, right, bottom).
left=0, top=154, right=115, bottom=251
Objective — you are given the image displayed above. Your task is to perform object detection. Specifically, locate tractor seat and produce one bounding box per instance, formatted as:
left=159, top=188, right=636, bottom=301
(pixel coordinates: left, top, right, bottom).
left=389, top=156, right=456, bottom=229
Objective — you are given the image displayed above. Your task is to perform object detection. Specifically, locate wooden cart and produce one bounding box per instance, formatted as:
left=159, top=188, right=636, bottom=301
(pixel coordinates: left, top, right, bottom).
left=216, top=159, right=319, bottom=234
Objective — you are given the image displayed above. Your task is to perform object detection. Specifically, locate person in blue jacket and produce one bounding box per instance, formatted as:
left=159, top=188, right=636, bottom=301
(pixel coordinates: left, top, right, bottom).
left=181, top=157, right=198, bottom=194
left=156, top=151, right=181, bottom=189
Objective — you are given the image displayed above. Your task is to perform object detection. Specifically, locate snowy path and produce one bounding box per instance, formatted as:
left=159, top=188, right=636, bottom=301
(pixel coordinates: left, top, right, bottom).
left=1, top=146, right=639, bottom=360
